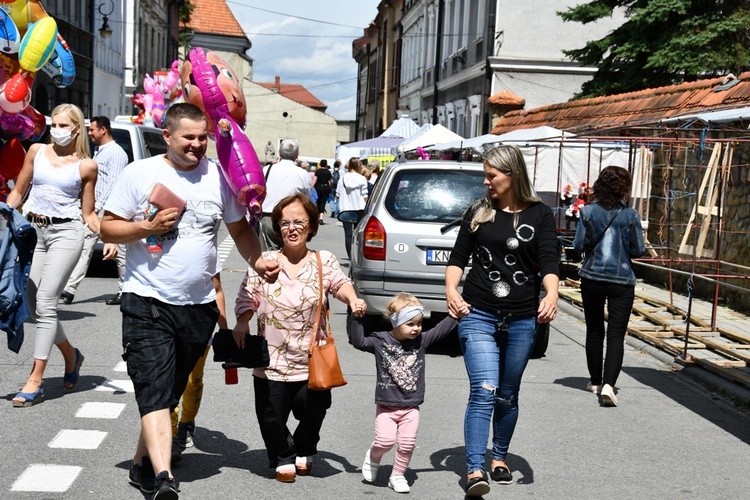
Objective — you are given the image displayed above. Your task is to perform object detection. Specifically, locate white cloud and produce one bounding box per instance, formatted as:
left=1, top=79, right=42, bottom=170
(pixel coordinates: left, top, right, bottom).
left=228, top=0, right=380, bottom=120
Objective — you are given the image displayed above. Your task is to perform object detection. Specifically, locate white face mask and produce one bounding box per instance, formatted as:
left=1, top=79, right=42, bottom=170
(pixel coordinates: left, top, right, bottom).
left=50, top=127, right=76, bottom=147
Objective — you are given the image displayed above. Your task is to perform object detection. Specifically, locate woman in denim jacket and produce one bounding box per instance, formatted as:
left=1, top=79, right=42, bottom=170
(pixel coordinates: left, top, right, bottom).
left=573, top=166, right=645, bottom=407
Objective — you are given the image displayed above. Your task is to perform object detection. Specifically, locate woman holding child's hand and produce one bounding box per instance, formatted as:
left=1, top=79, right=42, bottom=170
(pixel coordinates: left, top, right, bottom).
left=234, top=194, right=363, bottom=483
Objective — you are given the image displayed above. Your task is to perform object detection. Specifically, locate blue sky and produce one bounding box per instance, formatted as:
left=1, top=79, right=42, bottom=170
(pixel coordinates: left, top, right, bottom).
left=227, top=0, right=381, bottom=121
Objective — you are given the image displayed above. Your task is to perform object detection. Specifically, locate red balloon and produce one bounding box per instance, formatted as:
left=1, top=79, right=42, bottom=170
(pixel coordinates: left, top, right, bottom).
left=0, top=136, right=26, bottom=180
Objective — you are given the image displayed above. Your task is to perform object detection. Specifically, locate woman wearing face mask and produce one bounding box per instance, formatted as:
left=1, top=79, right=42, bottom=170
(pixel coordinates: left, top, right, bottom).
left=7, top=103, right=99, bottom=407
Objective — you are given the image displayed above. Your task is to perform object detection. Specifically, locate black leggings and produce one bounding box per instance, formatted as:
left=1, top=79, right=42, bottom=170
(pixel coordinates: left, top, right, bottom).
left=315, top=187, right=330, bottom=215
left=580, top=278, right=635, bottom=387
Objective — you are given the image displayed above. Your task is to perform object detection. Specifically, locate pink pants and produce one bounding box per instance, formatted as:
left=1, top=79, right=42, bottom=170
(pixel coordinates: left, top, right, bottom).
left=370, top=404, right=420, bottom=476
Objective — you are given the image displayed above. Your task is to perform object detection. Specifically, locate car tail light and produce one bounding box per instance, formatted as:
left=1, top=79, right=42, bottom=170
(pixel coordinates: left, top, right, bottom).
left=362, top=216, right=386, bottom=261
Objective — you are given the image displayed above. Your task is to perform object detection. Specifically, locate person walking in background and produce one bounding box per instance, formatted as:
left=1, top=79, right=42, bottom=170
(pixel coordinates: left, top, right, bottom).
left=573, top=166, right=645, bottom=407
left=100, top=103, right=278, bottom=499
left=336, top=157, right=368, bottom=260
left=8, top=103, right=99, bottom=407
left=350, top=292, right=465, bottom=494
left=445, top=145, right=559, bottom=496
left=312, top=159, right=332, bottom=225
left=234, top=194, right=366, bottom=484
left=170, top=272, right=226, bottom=462
left=328, top=159, right=341, bottom=219
left=60, top=116, right=128, bottom=306
left=258, top=139, right=312, bottom=251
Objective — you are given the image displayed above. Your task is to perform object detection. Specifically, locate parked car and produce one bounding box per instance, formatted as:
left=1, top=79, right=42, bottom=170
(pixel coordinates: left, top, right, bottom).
left=107, top=121, right=167, bottom=163
left=349, top=158, right=551, bottom=358
left=349, top=159, right=485, bottom=325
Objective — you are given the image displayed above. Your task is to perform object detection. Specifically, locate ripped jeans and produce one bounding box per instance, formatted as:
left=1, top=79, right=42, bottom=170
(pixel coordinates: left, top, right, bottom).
left=458, top=307, right=536, bottom=473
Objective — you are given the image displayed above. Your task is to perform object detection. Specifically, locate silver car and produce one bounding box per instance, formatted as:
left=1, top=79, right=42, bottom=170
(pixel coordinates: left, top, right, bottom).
left=350, top=160, right=486, bottom=326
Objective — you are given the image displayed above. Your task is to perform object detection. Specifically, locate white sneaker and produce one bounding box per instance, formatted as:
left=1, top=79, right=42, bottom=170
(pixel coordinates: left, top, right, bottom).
left=586, top=382, right=600, bottom=394
left=601, top=384, right=618, bottom=407
left=362, top=449, right=379, bottom=483
left=388, top=475, right=410, bottom=493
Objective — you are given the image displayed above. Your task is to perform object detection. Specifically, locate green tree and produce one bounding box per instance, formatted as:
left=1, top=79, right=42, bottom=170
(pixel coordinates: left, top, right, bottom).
left=559, top=1, right=750, bottom=98
left=178, top=0, right=196, bottom=47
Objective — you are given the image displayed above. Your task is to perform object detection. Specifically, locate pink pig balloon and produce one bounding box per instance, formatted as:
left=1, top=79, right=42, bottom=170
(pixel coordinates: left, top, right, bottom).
left=215, top=116, right=265, bottom=224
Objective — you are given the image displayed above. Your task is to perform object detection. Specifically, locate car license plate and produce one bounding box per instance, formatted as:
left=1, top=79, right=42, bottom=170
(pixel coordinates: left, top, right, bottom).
left=426, top=248, right=451, bottom=265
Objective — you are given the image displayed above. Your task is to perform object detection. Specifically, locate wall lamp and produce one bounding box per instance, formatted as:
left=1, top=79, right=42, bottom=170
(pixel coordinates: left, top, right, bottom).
left=98, top=0, right=114, bottom=39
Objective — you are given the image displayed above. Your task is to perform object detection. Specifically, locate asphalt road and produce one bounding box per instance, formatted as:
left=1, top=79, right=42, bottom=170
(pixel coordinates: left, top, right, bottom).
left=1, top=216, right=749, bottom=499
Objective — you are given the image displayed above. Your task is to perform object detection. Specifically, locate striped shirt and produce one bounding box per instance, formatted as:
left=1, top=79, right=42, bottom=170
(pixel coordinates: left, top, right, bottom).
left=93, top=139, right=128, bottom=211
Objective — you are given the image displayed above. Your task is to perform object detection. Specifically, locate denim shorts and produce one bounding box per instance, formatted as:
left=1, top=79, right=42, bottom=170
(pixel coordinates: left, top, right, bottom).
left=121, top=293, right=219, bottom=417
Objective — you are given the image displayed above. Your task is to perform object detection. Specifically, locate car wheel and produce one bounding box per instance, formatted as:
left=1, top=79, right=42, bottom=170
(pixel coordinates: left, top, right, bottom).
left=530, top=322, right=549, bottom=359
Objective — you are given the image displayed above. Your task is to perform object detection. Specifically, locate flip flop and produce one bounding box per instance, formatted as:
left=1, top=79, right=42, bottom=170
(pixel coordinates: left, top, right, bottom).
left=63, top=348, right=84, bottom=390
left=12, top=385, right=44, bottom=407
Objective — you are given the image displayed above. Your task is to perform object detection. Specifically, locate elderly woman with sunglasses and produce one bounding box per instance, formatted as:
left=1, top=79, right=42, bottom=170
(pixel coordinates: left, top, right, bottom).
left=234, top=193, right=366, bottom=483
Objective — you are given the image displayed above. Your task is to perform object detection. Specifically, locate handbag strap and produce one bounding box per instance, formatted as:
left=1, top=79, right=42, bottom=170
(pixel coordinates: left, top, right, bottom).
left=308, top=251, right=327, bottom=353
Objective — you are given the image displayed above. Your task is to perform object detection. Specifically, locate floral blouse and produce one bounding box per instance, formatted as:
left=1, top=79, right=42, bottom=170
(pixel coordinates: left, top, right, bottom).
left=235, top=249, right=351, bottom=382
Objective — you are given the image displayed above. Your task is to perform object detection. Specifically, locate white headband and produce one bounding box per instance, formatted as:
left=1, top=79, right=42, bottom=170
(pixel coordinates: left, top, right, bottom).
left=390, top=306, right=424, bottom=328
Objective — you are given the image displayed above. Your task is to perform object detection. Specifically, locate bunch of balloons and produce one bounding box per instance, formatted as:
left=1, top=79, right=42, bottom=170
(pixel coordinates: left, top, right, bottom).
left=130, top=60, right=182, bottom=128
left=0, top=0, right=76, bottom=198
left=180, top=47, right=265, bottom=225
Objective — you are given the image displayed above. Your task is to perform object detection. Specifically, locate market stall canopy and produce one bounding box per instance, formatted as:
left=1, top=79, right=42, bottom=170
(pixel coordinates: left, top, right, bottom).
left=380, top=115, right=420, bottom=138
left=335, top=136, right=405, bottom=162
left=494, top=126, right=575, bottom=142
left=397, top=124, right=464, bottom=152
left=430, top=126, right=574, bottom=153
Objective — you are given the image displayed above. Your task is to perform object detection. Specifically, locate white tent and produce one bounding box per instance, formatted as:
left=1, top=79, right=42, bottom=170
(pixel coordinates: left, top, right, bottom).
left=380, top=115, right=420, bottom=138
left=431, top=126, right=575, bottom=152
left=495, top=125, right=575, bottom=142
left=397, top=124, right=464, bottom=152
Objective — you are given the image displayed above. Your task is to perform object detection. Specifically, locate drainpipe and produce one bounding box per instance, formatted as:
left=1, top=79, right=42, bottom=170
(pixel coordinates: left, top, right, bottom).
left=481, top=0, right=497, bottom=134
left=432, top=0, right=444, bottom=125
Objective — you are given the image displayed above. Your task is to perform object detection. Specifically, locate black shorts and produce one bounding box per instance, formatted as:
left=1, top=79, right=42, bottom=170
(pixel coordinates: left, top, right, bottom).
left=121, top=293, right=219, bottom=417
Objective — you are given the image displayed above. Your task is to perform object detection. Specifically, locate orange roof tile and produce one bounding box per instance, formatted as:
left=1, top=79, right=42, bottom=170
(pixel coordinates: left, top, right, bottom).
left=258, top=76, right=327, bottom=112
left=491, top=72, right=750, bottom=135
left=185, top=0, right=246, bottom=38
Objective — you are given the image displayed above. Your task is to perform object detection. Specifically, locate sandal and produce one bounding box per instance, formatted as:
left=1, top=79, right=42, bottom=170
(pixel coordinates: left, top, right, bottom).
left=63, top=348, right=84, bottom=390
left=12, top=385, right=44, bottom=407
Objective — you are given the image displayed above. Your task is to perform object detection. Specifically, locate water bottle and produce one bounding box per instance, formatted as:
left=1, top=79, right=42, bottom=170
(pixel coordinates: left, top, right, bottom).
left=145, top=206, right=162, bottom=257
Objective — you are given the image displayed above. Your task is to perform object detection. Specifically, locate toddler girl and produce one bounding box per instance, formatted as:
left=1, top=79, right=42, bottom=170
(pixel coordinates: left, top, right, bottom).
left=350, top=293, right=465, bottom=493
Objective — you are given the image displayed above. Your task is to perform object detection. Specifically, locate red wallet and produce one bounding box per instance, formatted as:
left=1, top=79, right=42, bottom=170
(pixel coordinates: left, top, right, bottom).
left=147, top=183, right=186, bottom=214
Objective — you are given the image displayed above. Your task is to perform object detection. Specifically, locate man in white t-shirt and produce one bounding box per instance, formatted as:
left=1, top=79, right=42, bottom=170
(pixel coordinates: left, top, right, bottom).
left=100, top=103, right=279, bottom=498
left=257, top=138, right=312, bottom=250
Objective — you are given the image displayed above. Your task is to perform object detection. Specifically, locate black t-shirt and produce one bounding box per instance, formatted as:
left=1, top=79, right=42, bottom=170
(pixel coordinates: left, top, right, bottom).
left=314, top=168, right=333, bottom=190
left=447, top=201, right=559, bottom=316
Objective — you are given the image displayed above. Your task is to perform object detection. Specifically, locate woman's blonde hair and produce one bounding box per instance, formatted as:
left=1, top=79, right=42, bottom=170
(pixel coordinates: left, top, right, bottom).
left=49, top=103, right=90, bottom=159
left=384, top=292, right=422, bottom=319
left=469, top=145, right=539, bottom=232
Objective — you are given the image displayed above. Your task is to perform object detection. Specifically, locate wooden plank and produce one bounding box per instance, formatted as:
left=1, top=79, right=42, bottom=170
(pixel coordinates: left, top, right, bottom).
left=693, top=359, right=750, bottom=389
left=717, top=327, right=750, bottom=345
left=679, top=143, right=720, bottom=255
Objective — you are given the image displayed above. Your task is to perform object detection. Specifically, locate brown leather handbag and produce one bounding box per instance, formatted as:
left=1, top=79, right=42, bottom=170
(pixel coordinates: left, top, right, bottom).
left=307, top=251, right=347, bottom=390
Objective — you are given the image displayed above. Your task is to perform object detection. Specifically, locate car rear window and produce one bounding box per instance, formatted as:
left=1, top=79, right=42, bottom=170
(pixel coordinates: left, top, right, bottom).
left=384, top=168, right=486, bottom=223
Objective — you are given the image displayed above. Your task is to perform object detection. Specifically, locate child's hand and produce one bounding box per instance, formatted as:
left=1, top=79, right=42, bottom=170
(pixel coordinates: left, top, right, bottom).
left=351, top=298, right=367, bottom=317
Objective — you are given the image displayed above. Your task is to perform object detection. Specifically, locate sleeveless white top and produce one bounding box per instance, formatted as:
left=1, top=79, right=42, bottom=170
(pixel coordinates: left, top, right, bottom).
left=23, top=145, right=83, bottom=219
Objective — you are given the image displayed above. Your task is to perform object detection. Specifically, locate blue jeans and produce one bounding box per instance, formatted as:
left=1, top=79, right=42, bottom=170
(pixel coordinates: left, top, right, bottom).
left=458, top=307, right=537, bottom=473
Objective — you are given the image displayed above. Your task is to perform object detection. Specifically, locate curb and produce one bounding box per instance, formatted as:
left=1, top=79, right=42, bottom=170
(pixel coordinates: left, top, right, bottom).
left=558, top=299, right=750, bottom=406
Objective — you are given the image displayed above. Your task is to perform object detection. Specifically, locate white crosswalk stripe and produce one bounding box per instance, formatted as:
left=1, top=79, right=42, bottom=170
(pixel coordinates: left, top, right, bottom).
left=11, top=465, right=82, bottom=492
left=49, top=429, right=108, bottom=449
left=76, top=402, right=126, bottom=419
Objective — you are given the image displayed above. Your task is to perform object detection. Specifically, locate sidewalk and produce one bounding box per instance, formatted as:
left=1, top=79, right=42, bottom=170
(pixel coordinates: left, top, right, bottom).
left=559, top=278, right=750, bottom=406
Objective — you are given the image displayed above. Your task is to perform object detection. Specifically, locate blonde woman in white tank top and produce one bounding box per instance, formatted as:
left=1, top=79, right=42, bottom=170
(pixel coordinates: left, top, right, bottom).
left=6, top=103, right=99, bottom=408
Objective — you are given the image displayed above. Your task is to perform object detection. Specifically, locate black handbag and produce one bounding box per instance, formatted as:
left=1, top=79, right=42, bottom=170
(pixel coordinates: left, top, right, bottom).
left=212, top=329, right=270, bottom=368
